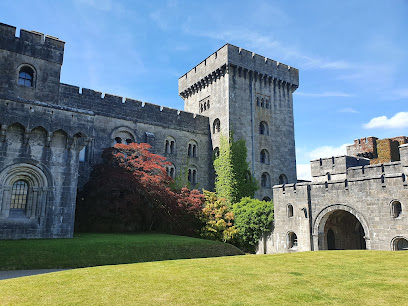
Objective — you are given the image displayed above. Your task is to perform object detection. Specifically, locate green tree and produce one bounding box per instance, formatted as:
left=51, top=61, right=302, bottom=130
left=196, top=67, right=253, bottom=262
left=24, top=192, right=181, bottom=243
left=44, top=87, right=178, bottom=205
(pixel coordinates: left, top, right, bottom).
left=213, top=132, right=258, bottom=204
left=233, top=197, right=274, bottom=253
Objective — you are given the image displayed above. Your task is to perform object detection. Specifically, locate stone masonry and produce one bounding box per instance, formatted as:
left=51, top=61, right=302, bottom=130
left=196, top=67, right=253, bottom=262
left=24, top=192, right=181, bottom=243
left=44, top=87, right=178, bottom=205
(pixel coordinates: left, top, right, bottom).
left=0, top=23, right=298, bottom=239
left=259, top=144, right=408, bottom=253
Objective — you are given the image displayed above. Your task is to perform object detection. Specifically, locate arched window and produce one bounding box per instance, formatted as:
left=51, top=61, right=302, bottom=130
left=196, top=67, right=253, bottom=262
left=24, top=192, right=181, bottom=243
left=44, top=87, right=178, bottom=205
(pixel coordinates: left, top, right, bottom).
left=0, top=163, right=49, bottom=220
left=188, top=141, right=198, bottom=157
left=79, top=146, right=87, bottom=162
left=213, top=119, right=221, bottom=134
left=10, top=180, right=29, bottom=212
left=263, top=197, right=271, bottom=202
left=259, top=121, right=269, bottom=135
left=393, top=238, right=408, bottom=251
left=265, top=99, right=269, bottom=109
left=188, top=167, right=198, bottom=185
left=165, top=140, right=170, bottom=154
left=192, top=144, right=197, bottom=157
left=256, top=97, right=260, bottom=106
left=165, top=137, right=176, bottom=155
left=261, top=172, right=271, bottom=188
left=166, top=165, right=176, bottom=178
left=288, top=232, right=298, bottom=250
left=279, top=174, right=288, bottom=185
left=18, top=66, right=34, bottom=87
left=391, top=200, right=402, bottom=218
left=114, top=137, right=122, bottom=145
left=188, top=144, right=192, bottom=156
left=170, top=141, right=175, bottom=154
left=112, top=130, right=135, bottom=147
left=287, top=204, right=294, bottom=218
left=260, top=98, right=264, bottom=108
left=260, top=149, right=269, bottom=164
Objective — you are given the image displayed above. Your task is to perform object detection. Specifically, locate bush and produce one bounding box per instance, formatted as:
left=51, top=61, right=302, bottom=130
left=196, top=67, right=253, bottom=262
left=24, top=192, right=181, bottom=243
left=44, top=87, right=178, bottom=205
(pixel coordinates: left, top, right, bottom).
left=199, top=191, right=238, bottom=243
left=233, top=197, right=274, bottom=253
left=76, top=143, right=204, bottom=235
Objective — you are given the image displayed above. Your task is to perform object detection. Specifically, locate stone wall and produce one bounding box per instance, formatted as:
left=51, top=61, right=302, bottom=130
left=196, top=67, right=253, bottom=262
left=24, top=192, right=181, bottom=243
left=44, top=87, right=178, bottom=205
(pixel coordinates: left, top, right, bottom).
left=269, top=150, right=408, bottom=253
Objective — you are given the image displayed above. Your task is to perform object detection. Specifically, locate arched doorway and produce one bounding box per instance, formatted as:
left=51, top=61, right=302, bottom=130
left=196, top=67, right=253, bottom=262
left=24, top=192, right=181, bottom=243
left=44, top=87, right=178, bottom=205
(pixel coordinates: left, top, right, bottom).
left=313, top=205, right=370, bottom=250
left=321, top=210, right=366, bottom=250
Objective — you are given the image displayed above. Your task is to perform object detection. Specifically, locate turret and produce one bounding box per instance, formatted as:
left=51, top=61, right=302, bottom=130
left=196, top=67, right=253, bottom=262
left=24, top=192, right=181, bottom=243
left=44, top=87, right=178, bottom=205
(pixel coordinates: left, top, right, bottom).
left=0, top=22, right=65, bottom=104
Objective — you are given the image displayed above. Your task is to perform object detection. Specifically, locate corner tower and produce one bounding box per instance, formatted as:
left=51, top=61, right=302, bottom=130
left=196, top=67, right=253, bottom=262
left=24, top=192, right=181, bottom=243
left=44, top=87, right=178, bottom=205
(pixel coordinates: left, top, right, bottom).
left=179, top=44, right=299, bottom=199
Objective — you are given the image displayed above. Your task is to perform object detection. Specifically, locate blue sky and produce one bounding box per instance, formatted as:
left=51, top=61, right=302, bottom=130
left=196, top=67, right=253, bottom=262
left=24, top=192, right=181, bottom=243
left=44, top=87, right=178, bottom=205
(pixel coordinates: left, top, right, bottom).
left=2, top=0, right=407, bottom=179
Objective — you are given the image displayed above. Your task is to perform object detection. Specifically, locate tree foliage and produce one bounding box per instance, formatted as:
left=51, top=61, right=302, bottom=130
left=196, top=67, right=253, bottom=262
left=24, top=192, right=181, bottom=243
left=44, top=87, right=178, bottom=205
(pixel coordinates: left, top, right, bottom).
left=233, top=197, right=274, bottom=253
left=199, top=190, right=238, bottom=243
left=76, top=143, right=204, bottom=235
left=213, top=132, right=258, bottom=204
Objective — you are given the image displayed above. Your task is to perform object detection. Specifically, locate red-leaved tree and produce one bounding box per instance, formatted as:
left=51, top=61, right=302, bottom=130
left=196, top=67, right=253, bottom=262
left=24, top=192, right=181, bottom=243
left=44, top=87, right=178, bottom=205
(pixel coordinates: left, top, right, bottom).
left=76, top=143, right=204, bottom=235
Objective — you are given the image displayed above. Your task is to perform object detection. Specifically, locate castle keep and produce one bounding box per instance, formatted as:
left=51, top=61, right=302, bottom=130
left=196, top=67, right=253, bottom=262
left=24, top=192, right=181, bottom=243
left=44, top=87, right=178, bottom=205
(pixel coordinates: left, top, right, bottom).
left=0, top=23, right=298, bottom=239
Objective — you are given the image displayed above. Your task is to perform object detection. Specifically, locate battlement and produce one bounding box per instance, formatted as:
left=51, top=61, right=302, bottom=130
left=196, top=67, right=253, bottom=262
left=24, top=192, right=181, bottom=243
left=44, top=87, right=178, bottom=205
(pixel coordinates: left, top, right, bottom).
left=274, top=171, right=407, bottom=196
left=178, top=43, right=299, bottom=97
left=311, top=155, right=370, bottom=179
left=0, top=22, right=64, bottom=64
left=58, top=84, right=209, bottom=133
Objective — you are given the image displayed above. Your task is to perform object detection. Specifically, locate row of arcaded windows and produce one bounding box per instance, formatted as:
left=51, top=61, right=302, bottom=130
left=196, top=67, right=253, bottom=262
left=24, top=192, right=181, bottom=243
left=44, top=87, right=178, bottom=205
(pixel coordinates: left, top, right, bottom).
left=256, top=96, right=270, bottom=109
left=164, top=137, right=199, bottom=157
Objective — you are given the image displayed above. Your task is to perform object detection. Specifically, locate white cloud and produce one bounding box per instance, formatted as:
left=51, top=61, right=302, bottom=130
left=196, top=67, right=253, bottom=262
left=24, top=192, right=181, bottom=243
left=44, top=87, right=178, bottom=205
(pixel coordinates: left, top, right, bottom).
left=339, top=107, right=359, bottom=113
left=295, top=91, right=353, bottom=98
left=297, top=164, right=311, bottom=181
left=308, top=144, right=350, bottom=160
left=363, top=112, right=408, bottom=129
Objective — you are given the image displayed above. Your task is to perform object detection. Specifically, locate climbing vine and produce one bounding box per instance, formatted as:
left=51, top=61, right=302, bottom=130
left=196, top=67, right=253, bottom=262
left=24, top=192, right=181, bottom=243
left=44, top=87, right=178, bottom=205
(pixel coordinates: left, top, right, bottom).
left=213, top=132, right=258, bottom=204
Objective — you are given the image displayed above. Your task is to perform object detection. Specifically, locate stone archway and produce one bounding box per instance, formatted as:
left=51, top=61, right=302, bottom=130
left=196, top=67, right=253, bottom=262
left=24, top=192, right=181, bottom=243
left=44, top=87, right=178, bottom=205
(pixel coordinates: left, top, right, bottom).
left=313, top=204, right=370, bottom=251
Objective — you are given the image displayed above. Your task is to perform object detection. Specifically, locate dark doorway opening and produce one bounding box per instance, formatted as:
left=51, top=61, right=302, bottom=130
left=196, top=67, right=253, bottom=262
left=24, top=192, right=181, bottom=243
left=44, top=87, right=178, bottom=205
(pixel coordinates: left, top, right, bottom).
left=323, top=210, right=366, bottom=250
left=327, top=228, right=335, bottom=250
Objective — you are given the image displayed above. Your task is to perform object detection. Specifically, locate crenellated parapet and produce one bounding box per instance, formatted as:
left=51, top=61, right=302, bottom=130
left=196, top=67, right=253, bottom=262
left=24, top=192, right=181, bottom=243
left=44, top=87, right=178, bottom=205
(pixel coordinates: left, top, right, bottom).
left=274, top=170, right=407, bottom=196
left=58, top=84, right=210, bottom=133
left=0, top=22, right=65, bottom=64
left=178, top=43, right=299, bottom=99
left=311, top=155, right=370, bottom=181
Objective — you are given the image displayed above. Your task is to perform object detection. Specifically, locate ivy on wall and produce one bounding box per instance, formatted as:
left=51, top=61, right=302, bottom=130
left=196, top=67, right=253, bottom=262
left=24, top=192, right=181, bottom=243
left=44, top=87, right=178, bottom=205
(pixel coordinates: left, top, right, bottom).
left=214, top=132, right=258, bottom=204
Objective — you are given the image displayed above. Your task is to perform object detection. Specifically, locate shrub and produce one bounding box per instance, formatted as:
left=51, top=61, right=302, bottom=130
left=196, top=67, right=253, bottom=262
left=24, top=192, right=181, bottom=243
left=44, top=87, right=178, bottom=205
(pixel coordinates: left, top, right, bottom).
left=76, top=143, right=204, bottom=235
left=233, top=197, right=274, bottom=253
left=200, top=191, right=238, bottom=243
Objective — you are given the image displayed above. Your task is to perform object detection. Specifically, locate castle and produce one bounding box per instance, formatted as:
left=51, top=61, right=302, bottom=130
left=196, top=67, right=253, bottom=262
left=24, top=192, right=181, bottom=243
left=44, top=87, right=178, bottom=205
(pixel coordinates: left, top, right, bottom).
left=0, top=23, right=297, bottom=239
left=1, top=23, right=406, bottom=252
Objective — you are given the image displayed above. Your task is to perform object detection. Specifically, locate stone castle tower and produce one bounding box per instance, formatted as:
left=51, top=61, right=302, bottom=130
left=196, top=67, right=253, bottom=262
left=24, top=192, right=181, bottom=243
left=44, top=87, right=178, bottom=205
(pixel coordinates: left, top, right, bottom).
left=179, top=44, right=299, bottom=199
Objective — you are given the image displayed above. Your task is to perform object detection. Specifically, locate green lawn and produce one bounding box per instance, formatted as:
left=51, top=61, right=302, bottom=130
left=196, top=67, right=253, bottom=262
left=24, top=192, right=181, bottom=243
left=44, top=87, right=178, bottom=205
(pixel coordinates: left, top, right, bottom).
left=0, top=233, right=243, bottom=270
left=0, top=250, right=407, bottom=305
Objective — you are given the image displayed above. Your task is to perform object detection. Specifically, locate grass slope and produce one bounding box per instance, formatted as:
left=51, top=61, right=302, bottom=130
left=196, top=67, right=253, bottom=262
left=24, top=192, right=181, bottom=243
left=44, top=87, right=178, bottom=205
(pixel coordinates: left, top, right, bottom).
left=0, top=233, right=243, bottom=270
left=1, top=251, right=407, bottom=305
